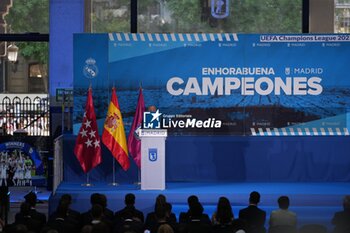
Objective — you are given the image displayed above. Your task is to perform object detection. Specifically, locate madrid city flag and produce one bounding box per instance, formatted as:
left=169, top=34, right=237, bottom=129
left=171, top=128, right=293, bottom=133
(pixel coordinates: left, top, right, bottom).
left=102, top=88, right=130, bottom=171
left=127, top=88, right=145, bottom=168
left=74, top=88, right=102, bottom=173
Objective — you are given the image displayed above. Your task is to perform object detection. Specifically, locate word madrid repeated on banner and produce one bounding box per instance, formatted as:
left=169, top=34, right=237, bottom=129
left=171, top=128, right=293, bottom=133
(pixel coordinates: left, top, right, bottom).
left=73, top=33, right=350, bottom=136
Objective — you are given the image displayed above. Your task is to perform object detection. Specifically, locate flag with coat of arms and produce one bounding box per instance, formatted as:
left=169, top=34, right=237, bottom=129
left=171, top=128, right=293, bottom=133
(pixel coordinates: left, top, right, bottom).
left=102, top=87, right=130, bottom=171
left=127, top=88, right=145, bottom=168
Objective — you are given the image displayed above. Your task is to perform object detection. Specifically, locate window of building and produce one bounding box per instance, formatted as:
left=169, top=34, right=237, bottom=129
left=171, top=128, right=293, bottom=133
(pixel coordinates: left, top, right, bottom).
left=335, top=0, right=350, bottom=33
left=2, top=0, right=49, bottom=94
left=86, top=0, right=130, bottom=32
left=87, top=0, right=302, bottom=33
left=138, top=0, right=302, bottom=33
left=0, top=0, right=49, bottom=136
left=29, top=62, right=47, bottom=93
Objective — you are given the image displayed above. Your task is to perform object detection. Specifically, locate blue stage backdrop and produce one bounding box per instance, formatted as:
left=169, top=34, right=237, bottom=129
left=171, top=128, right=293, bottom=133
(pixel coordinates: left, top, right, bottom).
left=73, top=33, right=350, bottom=136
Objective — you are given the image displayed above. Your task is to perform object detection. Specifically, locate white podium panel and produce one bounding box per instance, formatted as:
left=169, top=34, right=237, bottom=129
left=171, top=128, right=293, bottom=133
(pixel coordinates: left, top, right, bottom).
left=140, top=129, right=167, bottom=190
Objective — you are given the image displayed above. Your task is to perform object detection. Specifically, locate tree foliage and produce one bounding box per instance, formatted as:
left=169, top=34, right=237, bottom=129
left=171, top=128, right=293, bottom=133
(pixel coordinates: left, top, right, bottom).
left=92, top=0, right=130, bottom=32
left=4, top=0, right=49, bottom=64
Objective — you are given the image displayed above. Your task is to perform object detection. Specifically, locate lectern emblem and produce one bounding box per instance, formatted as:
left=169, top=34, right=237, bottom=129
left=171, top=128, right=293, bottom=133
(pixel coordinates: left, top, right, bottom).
left=149, top=148, right=158, bottom=162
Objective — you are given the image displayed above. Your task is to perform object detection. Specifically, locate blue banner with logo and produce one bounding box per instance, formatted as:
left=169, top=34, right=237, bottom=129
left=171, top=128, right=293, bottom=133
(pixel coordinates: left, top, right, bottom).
left=73, top=34, right=109, bottom=127
left=73, top=33, right=350, bottom=136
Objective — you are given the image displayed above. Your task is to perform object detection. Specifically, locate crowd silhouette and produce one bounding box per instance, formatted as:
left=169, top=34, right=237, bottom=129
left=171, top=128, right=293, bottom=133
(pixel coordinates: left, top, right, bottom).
left=1, top=191, right=350, bottom=233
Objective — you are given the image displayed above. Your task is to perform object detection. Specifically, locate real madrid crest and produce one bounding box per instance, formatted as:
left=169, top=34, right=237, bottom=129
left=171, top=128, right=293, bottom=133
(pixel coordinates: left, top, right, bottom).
left=83, top=58, right=99, bottom=79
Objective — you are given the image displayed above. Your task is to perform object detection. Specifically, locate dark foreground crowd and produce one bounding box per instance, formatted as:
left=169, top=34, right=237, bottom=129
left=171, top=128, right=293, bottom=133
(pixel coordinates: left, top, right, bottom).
left=1, top=191, right=350, bottom=233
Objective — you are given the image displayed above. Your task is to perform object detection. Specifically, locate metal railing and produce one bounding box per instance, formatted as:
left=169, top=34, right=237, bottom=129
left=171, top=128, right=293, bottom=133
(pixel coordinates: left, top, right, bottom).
left=0, top=94, right=50, bottom=136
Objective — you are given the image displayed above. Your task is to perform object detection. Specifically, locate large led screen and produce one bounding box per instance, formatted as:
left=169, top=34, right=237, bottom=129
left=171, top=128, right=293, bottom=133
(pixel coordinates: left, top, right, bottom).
left=74, top=33, right=350, bottom=136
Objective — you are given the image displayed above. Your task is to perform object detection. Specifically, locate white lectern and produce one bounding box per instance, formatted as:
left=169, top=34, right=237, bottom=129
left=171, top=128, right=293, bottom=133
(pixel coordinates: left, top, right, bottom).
left=140, top=129, right=167, bottom=190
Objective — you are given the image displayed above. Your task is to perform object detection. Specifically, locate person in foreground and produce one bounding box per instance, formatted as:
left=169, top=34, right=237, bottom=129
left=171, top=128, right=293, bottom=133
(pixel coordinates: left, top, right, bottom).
left=332, top=195, right=350, bottom=233
left=239, top=191, right=266, bottom=233
left=268, top=195, right=297, bottom=233
left=269, top=196, right=297, bottom=227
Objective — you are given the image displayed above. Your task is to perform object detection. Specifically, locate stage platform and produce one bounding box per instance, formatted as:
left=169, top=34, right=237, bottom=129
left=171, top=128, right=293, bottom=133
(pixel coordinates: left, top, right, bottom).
left=49, top=182, right=349, bottom=230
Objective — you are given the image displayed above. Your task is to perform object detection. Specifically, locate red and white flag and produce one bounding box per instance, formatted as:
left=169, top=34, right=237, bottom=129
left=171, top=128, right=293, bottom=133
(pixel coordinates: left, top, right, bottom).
left=74, top=88, right=102, bottom=173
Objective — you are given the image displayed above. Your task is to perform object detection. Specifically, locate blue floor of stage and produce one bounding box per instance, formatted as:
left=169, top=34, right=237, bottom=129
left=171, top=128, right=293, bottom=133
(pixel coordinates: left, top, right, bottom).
left=50, top=182, right=350, bottom=230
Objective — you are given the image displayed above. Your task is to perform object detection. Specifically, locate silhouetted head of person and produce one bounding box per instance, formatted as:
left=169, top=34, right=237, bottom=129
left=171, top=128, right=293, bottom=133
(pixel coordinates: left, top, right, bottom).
left=148, top=105, right=157, bottom=112
left=60, top=194, right=72, bottom=205
left=216, top=196, right=233, bottom=224
left=157, top=223, right=174, bottom=233
left=249, top=191, right=261, bottom=205
left=90, top=193, right=101, bottom=205
left=187, top=195, right=199, bottom=209
left=99, top=194, right=108, bottom=208
left=343, top=195, right=350, bottom=210
left=278, top=196, right=290, bottom=210
left=125, top=193, right=136, bottom=206
left=155, top=194, right=167, bottom=211
left=157, top=194, right=166, bottom=203
left=24, top=191, right=37, bottom=207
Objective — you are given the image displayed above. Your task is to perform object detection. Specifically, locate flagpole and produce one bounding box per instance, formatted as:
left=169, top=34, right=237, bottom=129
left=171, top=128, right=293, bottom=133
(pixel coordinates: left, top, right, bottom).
left=129, top=85, right=143, bottom=187
left=82, top=172, right=93, bottom=186
left=109, top=159, right=118, bottom=186
left=108, top=85, right=118, bottom=186
left=137, top=82, right=142, bottom=186
left=137, top=168, right=141, bottom=186
left=133, top=169, right=141, bottom=186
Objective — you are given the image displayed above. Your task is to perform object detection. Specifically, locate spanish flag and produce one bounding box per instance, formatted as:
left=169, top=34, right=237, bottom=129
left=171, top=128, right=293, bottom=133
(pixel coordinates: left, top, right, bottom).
left=102, top=87, right=130, bottom=171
